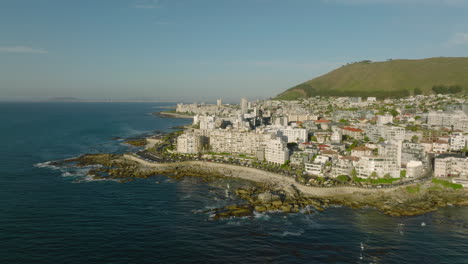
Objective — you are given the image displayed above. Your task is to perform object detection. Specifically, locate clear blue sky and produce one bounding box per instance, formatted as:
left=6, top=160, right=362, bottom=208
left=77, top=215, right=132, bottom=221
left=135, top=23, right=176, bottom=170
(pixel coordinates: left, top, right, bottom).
left=1, top=0, right=468, bottom=102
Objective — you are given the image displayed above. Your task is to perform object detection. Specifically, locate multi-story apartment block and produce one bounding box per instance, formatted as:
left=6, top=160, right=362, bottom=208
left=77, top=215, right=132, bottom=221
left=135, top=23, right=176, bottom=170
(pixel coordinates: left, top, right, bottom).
left=427, top=110, right=468, bottom=128
left=449, top=133, right=468, bottom=151
left=351, top=146, right=374, bottom=157
left=265, top=138, right=290, bottom=164
left=305, top=162, right=324, bottom=175
left=332, top=156, right=359, bottom=177
left=432, top=140, right=449, bottom=154
left=406, top=160, right=424, bottom=178
left=382, top=126, right=406, bottom=141
left=378, top=141, right=402, bottom=167
left=341, top=126, right=364, bottom=140
left=356, top=156, right=400, bottom=178
left=193, top=115, right=216, bottom=130
left=278, top=127, right=308, bottom=143
left=290, top=151, right=314, bottom=166
left=208, top=130, right=273, bottom=156
left=434, top=154, right=468, bottom=177
left=177, top=133, right=206, bottom=154
left=377, top=114, right=393, bottom=125
left=366, top=125, right=405, bottom=142
left=401, top=142, right=427, bottom=166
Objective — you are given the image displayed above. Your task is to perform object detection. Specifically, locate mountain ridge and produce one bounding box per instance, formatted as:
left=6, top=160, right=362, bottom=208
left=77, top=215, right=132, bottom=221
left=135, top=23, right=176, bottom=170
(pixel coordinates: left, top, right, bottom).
left=275, top=57, right=468, bottom=100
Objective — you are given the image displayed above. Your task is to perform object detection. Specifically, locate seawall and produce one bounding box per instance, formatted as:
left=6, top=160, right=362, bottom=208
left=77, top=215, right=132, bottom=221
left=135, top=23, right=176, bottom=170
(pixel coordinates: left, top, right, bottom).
left=124, top=154, right=404, bottom=197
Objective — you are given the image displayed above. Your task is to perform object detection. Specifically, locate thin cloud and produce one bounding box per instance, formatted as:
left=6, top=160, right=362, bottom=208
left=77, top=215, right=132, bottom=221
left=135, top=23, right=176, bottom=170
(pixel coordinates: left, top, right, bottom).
left=133, top=0, right=160, bottom=9
left=322, top=0, right=468, bottom=5
left=154, top=21, right=170, bottom=25
left=0, top=46, right=48, bottom=54
left=450, top=32, right=468, bottom=45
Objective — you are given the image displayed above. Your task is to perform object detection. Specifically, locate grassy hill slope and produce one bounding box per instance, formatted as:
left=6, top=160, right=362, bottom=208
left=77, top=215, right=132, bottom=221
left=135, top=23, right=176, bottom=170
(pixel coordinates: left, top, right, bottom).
left=276, top=57, right=468, bottom=100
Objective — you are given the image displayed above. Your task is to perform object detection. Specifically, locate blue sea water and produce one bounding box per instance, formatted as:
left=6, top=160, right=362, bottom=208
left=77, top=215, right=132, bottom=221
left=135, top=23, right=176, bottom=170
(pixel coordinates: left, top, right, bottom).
left=0, top=102, right=467, bottom=264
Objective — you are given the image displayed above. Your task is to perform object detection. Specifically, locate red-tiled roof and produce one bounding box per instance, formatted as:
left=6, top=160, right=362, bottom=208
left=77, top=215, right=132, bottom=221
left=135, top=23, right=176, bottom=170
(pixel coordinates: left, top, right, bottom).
left=352, top=146, right=373, bottom=152
left=340, top=156, right=360, bottom=161
left=343, top=127, right=363, bottom=133
left=315, top=119, right=331, bottom=123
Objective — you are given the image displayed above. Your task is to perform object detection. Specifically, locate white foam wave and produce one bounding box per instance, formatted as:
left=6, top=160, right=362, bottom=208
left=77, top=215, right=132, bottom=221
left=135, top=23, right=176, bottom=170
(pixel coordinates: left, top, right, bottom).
left=61, top=171, right=73, bottom=177
left=253, top=211, right=271, bottom=220
left=277, top=230, right=305, bottom=237
left=80, top=175, right=120, bottom=183
left=34, top=161, right=60, bottom=170
left=299, top=205, right=315, bottom=214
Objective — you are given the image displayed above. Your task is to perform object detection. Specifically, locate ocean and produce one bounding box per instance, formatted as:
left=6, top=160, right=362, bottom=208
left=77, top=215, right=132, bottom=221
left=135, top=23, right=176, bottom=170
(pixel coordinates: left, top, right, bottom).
left=0, top=102, right=466, bottom=264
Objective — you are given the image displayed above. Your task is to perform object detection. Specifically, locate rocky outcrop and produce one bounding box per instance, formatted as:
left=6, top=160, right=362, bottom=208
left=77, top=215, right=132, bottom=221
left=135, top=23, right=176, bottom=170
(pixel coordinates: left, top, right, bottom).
left=123, top=139, right=147, bottom=147
left=54, top=153, right=468, bottom=219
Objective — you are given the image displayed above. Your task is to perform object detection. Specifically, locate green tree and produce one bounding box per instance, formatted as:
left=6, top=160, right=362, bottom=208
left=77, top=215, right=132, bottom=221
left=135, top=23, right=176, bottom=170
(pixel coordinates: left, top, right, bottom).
left=411, top=135, right=419, bottom=143
left=400, top=170, right=407, bottom=178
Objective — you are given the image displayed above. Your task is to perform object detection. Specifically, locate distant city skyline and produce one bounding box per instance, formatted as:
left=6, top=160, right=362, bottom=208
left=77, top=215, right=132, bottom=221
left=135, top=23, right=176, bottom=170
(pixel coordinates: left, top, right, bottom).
left=1, top=0, right=468, bottom=102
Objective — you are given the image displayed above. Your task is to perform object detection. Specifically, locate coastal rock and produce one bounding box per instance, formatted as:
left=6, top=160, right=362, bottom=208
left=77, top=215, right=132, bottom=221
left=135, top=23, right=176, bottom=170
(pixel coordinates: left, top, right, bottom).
left=280, top=204, right=292, bottom=213
left=257, top=192, right=281, bottom=203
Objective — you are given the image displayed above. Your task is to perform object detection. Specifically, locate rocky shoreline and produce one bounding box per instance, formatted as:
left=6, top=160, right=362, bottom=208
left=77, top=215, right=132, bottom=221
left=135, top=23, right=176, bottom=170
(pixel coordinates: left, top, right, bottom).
left=152, top=111, right=193, bottom=119
left=54, top=153, right=468, bottom=219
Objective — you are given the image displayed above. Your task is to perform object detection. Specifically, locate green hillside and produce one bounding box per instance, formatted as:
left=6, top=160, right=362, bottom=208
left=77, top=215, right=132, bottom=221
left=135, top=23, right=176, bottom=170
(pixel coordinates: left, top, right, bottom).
left=275, top=57, right=468, bottom=100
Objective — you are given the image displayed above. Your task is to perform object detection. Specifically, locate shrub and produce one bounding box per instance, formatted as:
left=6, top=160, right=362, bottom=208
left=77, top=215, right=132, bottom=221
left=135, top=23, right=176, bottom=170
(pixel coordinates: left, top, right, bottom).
left=432, top=178, right=463, bottom=189
left=337, top=175, right=350, bottom=182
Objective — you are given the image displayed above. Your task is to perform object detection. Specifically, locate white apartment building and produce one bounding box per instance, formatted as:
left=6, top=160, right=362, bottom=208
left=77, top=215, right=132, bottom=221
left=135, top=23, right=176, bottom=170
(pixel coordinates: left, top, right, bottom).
left=341, top=127, right=364, bottom=140
left=378, top=141, right=402, bottom=167
left=434, top=154, right=468, bottom=178
left=401, top=142, right=426, bottom=166
left=366, top=125, right=405, bottom=142
left=331, top=129, right=342, bottom=143
left=265, top=138, right=290, bottom=164
left=433, top=140, right=449, bottom=154
left=377, top=114, right=393, bottom=125
left=278, top=127, right=308, bottom=143
left=193, top=115, right=216, bottom=130
left=332, top=156, right=359, bottom=177
left=454, top=118, right=468, bottom=132
left=428, top=110, right=468, bottom=128
left=382, top=126, right=406, bottom=141
left=305, top=162, right=324, bottom=175
left=406, top=160, right=424, bottom=178
left=177, top=133, right=206, bottom=154
left=356, top=156, right=400, bottom=178
left=208, top=130, right=273, bottom=156
left=288, top=114, right=318, bottom=122
left=241, top=98, right=248, bottom=114
left=351, top=146, right=374, bottom=157
left=450, top=133, right=468, bottom=151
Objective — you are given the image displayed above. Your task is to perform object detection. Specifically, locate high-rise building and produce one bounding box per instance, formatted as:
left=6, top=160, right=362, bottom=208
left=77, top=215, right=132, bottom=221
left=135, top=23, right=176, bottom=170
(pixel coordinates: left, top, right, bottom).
left=241, top=98, right=248, bottom=114
left=265, top=138, right=290, bottom=164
